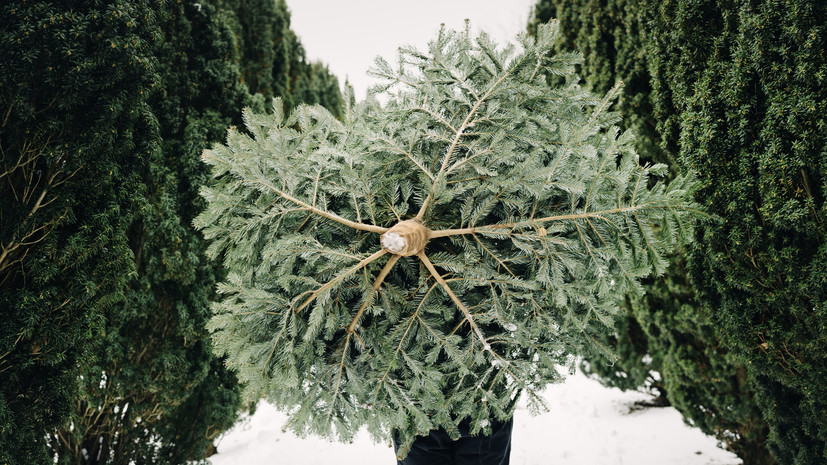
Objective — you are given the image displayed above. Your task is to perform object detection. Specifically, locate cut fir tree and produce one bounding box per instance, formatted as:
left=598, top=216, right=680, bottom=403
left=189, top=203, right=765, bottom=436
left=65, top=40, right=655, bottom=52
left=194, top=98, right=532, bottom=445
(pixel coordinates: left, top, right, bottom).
left=195, top=21, right=700, bottom=454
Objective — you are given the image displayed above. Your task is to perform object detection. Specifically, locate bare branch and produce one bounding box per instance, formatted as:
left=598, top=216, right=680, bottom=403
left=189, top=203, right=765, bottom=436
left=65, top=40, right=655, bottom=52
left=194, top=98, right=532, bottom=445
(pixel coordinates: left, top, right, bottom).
left=294, top=249, right=388, bottom=313
left=347, top=254, right=401, bottom=333
left=256, top=179, right=388, bottom=234
left=328, top=332, right=352, bottom=417
left=429, top=202, right=668, bottom=238
left=417, top=252, right=489, bottom=350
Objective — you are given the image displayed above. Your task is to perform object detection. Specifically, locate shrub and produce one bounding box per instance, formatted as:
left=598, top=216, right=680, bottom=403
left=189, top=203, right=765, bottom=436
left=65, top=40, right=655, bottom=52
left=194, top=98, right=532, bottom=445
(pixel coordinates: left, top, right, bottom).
left=0, top=1, right=160, bottom=462
left=530, top=1, right=776, bottom=463
left=648, top=0, right=827, bottom=462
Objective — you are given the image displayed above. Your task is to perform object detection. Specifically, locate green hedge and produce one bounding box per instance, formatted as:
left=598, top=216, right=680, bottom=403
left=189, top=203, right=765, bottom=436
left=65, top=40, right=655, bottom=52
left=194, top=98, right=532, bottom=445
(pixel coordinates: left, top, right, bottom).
left=530, top=0, right=827, bottom=463
left=2, top=0, right=343, bottom=463
left=0, top=1, right=159, bottom=462
left=48, top=2, right=248, bottom=462
left=648, top=1, right=827, bottom=463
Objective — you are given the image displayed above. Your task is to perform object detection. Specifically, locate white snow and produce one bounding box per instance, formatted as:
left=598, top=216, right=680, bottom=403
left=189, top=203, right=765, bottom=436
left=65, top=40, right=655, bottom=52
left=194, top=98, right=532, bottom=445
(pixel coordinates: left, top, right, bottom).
left=208, top=371, right=742, bottom=465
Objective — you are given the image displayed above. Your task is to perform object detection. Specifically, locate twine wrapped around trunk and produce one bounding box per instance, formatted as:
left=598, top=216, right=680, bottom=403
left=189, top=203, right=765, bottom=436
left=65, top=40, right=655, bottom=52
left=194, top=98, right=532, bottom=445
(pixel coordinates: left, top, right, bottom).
left=380, top=219, right=430, bottom=256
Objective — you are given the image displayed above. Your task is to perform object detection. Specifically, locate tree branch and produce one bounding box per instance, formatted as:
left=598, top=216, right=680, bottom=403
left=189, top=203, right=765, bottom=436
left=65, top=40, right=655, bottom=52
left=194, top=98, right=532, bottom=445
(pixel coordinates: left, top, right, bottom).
left=347, top=254, right=401, bottom=333
left=256, top=179, right=389, bottom=234
left=417, top=252, right=489, bottom=351
left=429, top=202, right=670, bottom=238
left=416, top=61, right=520, bottom=221
left=294, top=249, right=388, bottom=313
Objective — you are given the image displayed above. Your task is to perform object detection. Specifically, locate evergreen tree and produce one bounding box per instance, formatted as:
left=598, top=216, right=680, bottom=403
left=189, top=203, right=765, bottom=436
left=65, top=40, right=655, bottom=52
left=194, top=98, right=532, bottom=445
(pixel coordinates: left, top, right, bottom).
left=230, top=0, right=343, bottom=116
left=281, top=31, right=344, bottom=118
left=43, top=1, right=343, bottom=462
left=232, top=0, right=283, bottom=99
left=271, top=0, right=296, bottom=106
left=0, top=1, right=159, bottom=463
left=528, top=2, right=775, bottom=463
left=196, top=22, right=699, bottom=456
left=2, top=0, right=344, bottom=463
left=48, top=2, right=246, bottom=463
left=647, top=0, right=827, bottom=462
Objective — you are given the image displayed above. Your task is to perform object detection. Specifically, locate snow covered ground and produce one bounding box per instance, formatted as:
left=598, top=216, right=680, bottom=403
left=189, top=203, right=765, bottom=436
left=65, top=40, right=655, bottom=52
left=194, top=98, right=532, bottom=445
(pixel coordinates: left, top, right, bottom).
left=208, top=372, right=742, bottom=465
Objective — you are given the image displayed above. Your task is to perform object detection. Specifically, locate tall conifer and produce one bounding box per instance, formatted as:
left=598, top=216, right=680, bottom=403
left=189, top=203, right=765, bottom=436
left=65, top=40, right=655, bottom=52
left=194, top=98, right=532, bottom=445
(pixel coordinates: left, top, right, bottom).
left=48, top=2, right=247, bottom=462
left=3, top=0, right=343, bottom=463
left=531, top=0, right=827, bottom=463
left=648, top=1, right=827, bottom=462
left=528, top=2, right=774, bottom=463
left=0, top=1, right=159, bottom=462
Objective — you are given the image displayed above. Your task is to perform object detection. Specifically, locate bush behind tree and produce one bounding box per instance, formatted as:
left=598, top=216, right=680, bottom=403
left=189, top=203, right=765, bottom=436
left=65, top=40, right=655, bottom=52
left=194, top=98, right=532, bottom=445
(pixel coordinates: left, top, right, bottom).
left=0, top=1, right=160, bottom=462
left=49, top=2, right=248, bottom=462
left=529, top=1, right=776, bottom=463
left=2, top=0, right=343, bottom=463
left=647, top=0, right=827, bottom=462
left=226, top=0, right=343, bottom=117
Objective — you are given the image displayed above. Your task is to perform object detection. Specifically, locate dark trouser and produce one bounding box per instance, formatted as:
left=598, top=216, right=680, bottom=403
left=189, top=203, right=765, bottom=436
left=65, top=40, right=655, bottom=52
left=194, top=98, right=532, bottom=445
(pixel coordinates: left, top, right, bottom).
left=393, top=417, right=513, bottom=465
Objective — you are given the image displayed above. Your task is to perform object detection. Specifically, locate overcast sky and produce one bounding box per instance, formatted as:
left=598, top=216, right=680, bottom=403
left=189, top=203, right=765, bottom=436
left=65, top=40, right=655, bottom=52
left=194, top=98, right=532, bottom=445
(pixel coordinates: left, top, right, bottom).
left=287, top=0, right=537, bottom=101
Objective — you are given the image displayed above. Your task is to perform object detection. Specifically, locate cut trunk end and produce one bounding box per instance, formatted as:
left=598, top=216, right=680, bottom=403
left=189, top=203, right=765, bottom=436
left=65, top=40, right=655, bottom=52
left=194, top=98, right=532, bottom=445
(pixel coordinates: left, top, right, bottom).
left=380, top=219, right=430, bottom=256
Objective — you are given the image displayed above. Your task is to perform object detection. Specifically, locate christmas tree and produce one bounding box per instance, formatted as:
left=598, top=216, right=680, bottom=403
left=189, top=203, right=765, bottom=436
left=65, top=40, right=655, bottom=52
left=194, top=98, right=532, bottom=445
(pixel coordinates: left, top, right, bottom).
left=196, top=21, right=699, bottom=454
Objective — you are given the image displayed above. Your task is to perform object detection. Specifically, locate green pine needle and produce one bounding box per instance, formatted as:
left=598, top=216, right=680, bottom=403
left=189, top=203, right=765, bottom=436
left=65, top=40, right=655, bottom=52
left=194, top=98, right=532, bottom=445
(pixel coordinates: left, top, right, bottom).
left=196, top=20, right=702, bottom=450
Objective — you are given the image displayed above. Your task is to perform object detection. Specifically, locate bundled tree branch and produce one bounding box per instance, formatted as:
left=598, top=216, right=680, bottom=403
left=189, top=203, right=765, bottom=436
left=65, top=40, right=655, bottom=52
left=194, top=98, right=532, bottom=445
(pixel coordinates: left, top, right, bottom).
left=197, top=20, right=701, bottom=452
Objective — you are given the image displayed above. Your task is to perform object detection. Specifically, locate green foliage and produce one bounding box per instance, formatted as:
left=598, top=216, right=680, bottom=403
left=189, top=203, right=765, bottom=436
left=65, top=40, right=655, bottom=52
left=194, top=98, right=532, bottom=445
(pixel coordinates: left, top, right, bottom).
left=283, top=37, right=344, bottom=117
left=0, top=1, right=159, bottom=462
left=631, top=258, right=772, bottom=464
left=647, top=0, right=827, bottom=463
left=580, top=305, right=667, bottom=399
left=196, top=22, right=699, bottom=454
left=48, top=3, right=246, bottom=463
left=2, top=0, right=342, bottom=463
left=532, top=0, right=827, bottom=463
left=228, top=0, right=343, bottom=116
left=529, top=0, right=666, bottom=166
left=530, top=2, right=775, bottom=463
left=232, top=0, right=284, bottom=98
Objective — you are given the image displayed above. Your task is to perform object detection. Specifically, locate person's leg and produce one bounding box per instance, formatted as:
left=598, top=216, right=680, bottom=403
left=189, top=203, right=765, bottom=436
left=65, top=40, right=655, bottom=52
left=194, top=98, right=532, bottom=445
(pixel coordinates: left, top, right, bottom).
left=452, top=417, right=513, bottom=465
left=394, top=428, right=455, bottom=465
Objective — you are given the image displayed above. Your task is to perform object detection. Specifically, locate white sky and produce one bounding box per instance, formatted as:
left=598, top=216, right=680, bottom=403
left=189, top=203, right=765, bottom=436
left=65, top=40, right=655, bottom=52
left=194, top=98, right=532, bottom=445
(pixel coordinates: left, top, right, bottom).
left=287, top=0, right=537, bottom=101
